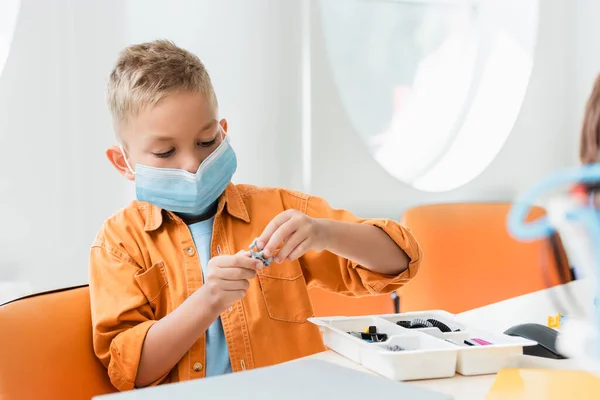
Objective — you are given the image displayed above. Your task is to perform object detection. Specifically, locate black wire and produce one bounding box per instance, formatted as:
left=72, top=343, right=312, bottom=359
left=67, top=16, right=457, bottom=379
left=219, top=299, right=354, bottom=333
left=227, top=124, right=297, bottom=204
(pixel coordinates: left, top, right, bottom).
left=391, top=292, right=400, bottom=313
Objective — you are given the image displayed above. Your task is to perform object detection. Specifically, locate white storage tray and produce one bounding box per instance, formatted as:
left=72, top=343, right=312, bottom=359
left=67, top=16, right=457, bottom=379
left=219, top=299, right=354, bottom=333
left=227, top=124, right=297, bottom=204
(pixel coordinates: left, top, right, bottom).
left=309, top=310, right=537, bottom=380
left=309, top=315, right=458, bottom=380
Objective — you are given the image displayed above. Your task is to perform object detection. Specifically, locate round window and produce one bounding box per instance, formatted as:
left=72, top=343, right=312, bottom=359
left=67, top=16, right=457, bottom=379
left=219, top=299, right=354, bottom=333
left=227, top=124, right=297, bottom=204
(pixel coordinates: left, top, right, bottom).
left=317, top=0, right=538, bottom=192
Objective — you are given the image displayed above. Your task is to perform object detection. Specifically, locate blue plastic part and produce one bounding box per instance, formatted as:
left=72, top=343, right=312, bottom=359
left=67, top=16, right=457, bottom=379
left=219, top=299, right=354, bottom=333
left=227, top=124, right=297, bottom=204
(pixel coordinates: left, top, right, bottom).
left=507, top=163, right=600, bottom=241
left=507, top=163, right=600, bottom=359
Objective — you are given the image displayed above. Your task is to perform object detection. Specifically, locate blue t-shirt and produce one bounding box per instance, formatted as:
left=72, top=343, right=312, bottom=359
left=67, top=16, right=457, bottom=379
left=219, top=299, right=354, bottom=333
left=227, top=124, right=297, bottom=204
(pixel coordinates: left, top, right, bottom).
left=188, top=216, right=232, bottom=377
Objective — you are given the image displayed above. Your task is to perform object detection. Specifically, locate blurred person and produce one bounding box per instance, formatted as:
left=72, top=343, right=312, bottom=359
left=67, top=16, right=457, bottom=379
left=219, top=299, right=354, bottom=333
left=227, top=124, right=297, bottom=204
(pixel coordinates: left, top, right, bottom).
left=580, top=74, right=600, bottom=165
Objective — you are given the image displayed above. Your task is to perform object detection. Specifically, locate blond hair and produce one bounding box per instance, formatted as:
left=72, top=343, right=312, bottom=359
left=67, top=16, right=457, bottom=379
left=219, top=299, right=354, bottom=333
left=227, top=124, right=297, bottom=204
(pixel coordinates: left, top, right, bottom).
left=107, top=39, right=217, bottom=129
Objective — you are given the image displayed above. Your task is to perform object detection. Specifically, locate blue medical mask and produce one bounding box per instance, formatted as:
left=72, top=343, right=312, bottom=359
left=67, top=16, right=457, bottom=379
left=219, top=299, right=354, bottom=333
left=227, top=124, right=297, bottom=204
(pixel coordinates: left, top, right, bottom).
left=121, top=135, right=237, bottom=216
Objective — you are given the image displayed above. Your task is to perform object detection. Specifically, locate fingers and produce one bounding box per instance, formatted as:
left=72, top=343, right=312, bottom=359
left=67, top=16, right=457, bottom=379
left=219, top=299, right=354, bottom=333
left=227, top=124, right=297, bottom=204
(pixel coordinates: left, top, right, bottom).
left=257, top=210, right=296, bottom=252
left=286, top=239, right=311, bottom=261
left=273, top=227, right=309, bottom=262
left=212, top=278, right=250, bottom=292
left=212, top=266, right=257, bottom=281
left=210, top=252, right=263, bottom=271
left=263, top=217, right=301, bottom=258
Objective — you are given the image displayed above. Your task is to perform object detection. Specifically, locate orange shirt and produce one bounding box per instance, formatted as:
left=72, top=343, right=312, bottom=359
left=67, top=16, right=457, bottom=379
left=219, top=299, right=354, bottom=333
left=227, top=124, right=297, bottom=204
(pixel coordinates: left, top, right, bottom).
left=89, top=184, right=422, bottom=391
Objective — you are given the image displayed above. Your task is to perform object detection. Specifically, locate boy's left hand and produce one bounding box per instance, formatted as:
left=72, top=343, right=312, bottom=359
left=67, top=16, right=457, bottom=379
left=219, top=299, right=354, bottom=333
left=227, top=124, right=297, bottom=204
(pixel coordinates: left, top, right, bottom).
left=256, top=210, right=329, bottom=263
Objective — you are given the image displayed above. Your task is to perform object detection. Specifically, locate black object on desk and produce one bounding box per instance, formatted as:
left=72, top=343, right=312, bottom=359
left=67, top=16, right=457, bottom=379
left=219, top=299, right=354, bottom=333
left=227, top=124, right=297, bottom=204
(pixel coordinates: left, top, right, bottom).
left=347, top=331, right=388, bottom=342
left=504, top=323, right=567, bottom=359
left=391, top=292, right=400, bottom=313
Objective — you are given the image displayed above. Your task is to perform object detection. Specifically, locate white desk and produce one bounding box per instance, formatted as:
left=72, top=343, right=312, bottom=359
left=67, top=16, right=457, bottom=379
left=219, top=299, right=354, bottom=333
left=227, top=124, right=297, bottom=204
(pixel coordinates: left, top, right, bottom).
left=308, top=344, right=582, bottom=400
left=305, top=280, right=586, bottom=400
left=99, top=281, right=589, bottom=400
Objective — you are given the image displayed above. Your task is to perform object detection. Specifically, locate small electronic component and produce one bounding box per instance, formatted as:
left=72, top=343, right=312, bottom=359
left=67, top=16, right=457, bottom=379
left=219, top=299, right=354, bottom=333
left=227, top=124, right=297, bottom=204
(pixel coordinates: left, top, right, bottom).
left=396, top=320, right=411, bottom=329
left=444, top=338, right=465, bottom=346
left=249, top=238, right=274, bottom=267
left=427, top=319, right=452, bottom=333
left=396, top=318, right=460, bottom=333
left=347, top=331, right=389, bottom=342
left=383, top=344, right=405, bottom=352
left=410, top=318, right=434, bottom=329
left=463, top=338, right=492, bottom=346
left=348, top=326, right=388, bottom=343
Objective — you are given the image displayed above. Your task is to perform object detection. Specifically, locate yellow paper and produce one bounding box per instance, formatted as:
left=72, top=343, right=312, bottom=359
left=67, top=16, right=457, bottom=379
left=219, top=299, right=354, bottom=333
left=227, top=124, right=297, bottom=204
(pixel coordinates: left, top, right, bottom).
left=485, top=369, right=600, bottom=400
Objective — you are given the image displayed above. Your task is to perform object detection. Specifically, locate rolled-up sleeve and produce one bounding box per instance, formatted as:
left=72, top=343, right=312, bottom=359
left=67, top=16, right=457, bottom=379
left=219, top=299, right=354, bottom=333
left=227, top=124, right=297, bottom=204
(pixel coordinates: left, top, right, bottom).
left=295, top=194, right=422, bottom=296
left=89, top=240, right=168, bottom=391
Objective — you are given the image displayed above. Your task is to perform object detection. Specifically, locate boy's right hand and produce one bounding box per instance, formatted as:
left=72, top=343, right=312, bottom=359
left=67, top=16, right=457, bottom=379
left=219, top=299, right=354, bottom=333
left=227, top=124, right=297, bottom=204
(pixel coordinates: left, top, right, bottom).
left=201, top=250, right=263, bottom=312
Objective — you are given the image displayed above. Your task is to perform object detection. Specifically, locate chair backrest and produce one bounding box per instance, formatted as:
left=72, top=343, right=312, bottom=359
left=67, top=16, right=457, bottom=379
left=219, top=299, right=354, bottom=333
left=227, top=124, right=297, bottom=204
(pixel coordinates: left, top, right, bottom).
left=398, top=203, right=569, bottom=314
left=0, top=285, right=117, bottom=399
left=308, top=287, right=394, bottom=317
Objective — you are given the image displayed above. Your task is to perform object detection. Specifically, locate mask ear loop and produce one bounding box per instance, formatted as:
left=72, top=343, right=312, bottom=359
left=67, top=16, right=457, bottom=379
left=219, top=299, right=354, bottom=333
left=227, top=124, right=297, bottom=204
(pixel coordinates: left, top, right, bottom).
left=200, top=124, right=229, bottom=166
left=119, top=145, right=136, bottom=175
left=119, top=125, right=226, bottom=176
left=218, top=123, right=227, bottom=143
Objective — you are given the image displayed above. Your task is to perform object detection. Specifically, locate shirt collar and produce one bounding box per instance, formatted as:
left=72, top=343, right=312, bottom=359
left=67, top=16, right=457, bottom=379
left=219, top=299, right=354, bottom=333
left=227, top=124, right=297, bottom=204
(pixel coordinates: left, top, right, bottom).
left=142, top=183, right=250, bottom=232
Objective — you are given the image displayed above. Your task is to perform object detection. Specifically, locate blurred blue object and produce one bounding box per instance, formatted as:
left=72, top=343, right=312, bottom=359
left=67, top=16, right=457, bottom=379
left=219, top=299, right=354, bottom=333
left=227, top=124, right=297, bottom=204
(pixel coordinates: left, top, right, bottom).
left=507, top=163, right=600, bottom=371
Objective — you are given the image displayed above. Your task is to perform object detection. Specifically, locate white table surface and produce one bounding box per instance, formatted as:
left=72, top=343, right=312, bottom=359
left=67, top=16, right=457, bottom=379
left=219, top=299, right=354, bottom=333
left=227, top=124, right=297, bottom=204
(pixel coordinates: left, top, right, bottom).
left=98, top=280, right=590, bottom=400
left=308, top=343, right=583, bottom=400
left=305, top=280, right=587, bottom=400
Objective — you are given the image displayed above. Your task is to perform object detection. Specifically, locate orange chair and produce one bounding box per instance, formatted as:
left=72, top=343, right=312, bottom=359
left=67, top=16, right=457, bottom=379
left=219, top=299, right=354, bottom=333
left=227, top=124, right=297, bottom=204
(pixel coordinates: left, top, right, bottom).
left=308, top=287, right=394, bottom=317
left=0, top=285, right=117, bottom=399
left=398, top=203, right=570, bottom=314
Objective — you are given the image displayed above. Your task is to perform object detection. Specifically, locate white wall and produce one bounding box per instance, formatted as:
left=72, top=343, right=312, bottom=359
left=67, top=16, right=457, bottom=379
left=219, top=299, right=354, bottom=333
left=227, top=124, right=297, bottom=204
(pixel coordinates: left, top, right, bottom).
left=0, top=0, right=598, bottom=295
left=120, top=0, right=305, bottom=190
left=309, top=0, right=580, bottom=217
left=0, top=0, right=129, bottom=292
left=0, top=0, right=305, bottom=294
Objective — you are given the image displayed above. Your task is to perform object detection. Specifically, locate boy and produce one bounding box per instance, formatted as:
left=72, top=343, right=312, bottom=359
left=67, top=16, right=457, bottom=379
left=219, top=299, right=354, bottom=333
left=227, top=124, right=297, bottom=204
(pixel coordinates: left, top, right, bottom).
left=90, top=39, right=422, bottom=391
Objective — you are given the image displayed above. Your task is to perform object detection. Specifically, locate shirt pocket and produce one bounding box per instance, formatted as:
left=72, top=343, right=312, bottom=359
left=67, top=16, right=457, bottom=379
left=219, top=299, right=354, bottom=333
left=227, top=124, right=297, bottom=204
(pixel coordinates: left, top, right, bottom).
left=257, top=263, right=314, bottom=323
left=134, top=260, right=169, bottom=316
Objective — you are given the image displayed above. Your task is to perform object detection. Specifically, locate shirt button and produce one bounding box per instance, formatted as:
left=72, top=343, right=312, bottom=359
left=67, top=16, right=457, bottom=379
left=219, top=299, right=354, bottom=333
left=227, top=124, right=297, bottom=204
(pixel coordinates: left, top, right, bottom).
left=193, top=362, right=203, bottom=372
left=186, top=247, right=195, bottom=256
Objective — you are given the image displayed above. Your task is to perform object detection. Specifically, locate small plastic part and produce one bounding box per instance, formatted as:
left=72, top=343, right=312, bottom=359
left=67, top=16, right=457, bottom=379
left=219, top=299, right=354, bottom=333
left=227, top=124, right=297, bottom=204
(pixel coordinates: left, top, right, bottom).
left=410, top=318, right=434, bottom=329
left=347, top=331, right=388, bottom=342
left=383, top=344, right=405, bottom=352
left=369, top=333, right=388, bottom=342
left=249, top=238, right=274, bottom=267
left=547, top=313, right=562, bottom=329
left=368, top=325, right=377, bottom=334
left=427, top=319, right=452, bottom=333
left=396, top=320, right=412, bottom=328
